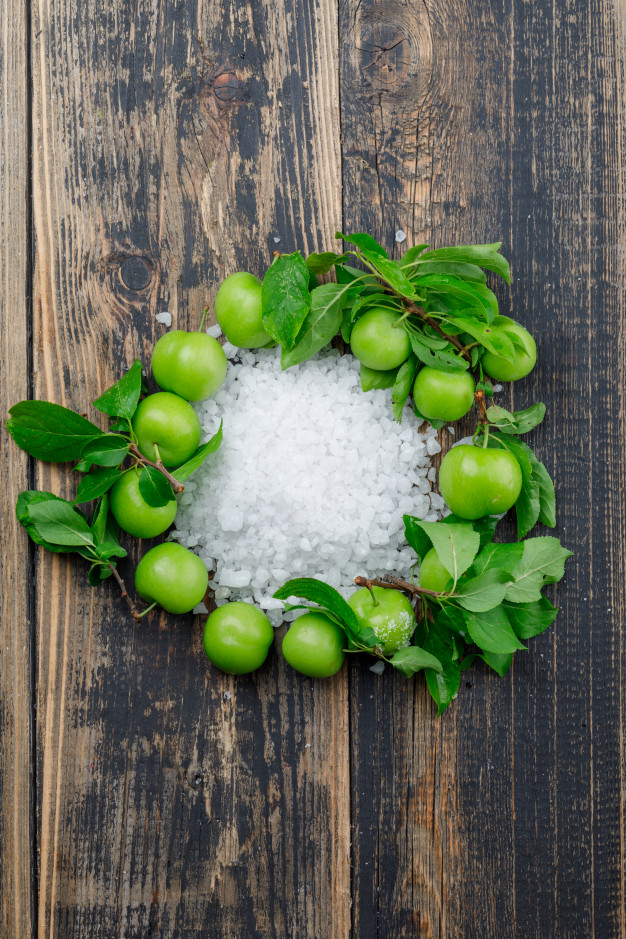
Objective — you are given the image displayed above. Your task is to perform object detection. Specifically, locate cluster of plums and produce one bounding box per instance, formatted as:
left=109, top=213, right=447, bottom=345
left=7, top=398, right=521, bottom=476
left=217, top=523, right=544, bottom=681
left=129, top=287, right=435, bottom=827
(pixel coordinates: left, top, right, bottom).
left=119, top=269, right=536, bottom=679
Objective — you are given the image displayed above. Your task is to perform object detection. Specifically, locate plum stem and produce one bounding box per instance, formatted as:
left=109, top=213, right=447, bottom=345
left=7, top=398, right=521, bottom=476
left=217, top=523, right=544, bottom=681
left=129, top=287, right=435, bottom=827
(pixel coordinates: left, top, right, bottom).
left=354, top=575, right=444, bottom=599
left=199, top=306, right=209, bottom=332
left=107, top=563, right=143, bottom=621
left=401, top=300, right=470, bottom=360
left=128, top=443, right=184, bottom=494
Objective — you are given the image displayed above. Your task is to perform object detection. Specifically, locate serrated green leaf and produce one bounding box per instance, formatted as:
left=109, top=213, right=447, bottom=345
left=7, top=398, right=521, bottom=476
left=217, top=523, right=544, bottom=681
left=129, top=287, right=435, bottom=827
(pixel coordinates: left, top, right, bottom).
left=350, top=292, right=403, bottom=324
left=360, top=363, right=399, bottom=392
left=505, top=537, right=573, bottom=602
left=412, top=261, right=487, bottom=283
left=481, top=650, right=514, bottom=676
left=421, top=631, right=461, bottom=715
left=399, top=243, right=430, bottom=268
left=261, top=252, right=311, bottom=348
left=408, top=332, right=469, bottom=372
left=81, top=434, right=129, bottom=467
left=462, top=606, right=526, bottom=653
left=510, top=402, right=546, bottom=434
left=28, top=499, right=96, bottom=549
left=6, top=401, right=103, bottom=462
left=91, top=493, right=110, bottom=546
left=455, top=569, right=511, bottom=612
left=391, top=645, right=443, bottom=678
left=488, top=433, right=539, bottom=538
left=74, top=467, right=123, bottom=504
left=16, top=491, right=79, bottom=553
left=403, top=514, right=433, bottom=561
left=504, top=596, right=558, bottom=639
left=305, top=251, right=350, bottom=275
left=412, top=405, right=446, bottom=429
left=281, top=283, right=347, bottom=368
left=416, top=243, right=511, bottom=283
left=392, top=353, right=418, bottom=423
left=93, top=540, right=128, bottom=562
left=449, top=315, right=516, bottom=360
left=467, top=542, right=524, bottom=578
left=414, top=521, right=480, bottom=584
left=273, top=577, right=366, bottom=643
left=92, top=360, right=143, bottom=419
left=417, top=275, right=499, bottom=322
left=138, top=466, right=175, bottom=508
left=171, top=421, right=223, bottom=482
left=335, top=231, right=388, bottom=258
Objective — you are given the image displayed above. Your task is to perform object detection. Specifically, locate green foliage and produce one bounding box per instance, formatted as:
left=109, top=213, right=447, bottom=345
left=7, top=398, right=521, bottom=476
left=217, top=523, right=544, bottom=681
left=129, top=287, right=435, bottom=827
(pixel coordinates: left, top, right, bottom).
left=6, top=401, right=103, bottom=462
left=92, top=360, right=143, bottom=419
left=261, top=252, right=311, bottom=348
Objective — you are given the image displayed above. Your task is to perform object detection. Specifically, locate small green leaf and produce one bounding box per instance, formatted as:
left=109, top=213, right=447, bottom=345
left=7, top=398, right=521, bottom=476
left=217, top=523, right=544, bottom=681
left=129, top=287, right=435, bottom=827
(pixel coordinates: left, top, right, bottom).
left=403, top=514, right=433, bottom=561
left=416, top=243, right=511, bottom=284
left=16, top=491, right=78, bottom=553
left=441, top=514, right=500, bottom=550
left=463, top=606, right=526, bottom=653
left=454, top=569, right=511, bottom=612
left=74, top=467, right=123, bottom=504
left=273, top=577, right=367, bottom=644
left=504, top=596, right=558, bottom=639
left=81, top=434, right=129, bottom=467
left=28, top=499, right=96, bottom=549
left=468, top=542, right=524, bottom=578
left=390, top=645, right=443, bottom=678
left=489, top=433, right=540, bottom=538
left=93, top=540, right=128, bottom=562
left=305, top=251, right=350, bottom=275
left=481, top=651, right=514, bottom=676
left=421, top=631, right=461, bottom=715
left=262, top=252, right=312, bottom=349
left=138, top=466, right=175, bottom=508
left=335, top=231, right=388, bottom=258
left=171, top=421, right=223, bottom=482
left=451, top=315, right=517, bottom=361
left=281, top=283, right=348, bottom=369
left=92, top=360, right=143, bottom=419
left=360, top=363, right=399, bottom=392
left=392, top=353, right=418, bottom=423
left=510, top=402, right=546, bottom=434
left=6, top=401, right=103, bottom=462
left=399, top=243, right=430, bottom=269
left=408, top=332, right=469, bottom=372
left=505, top=537, right=573, bottom=603
left=413, top=521, right=480, bottom=584
left=412, top=405, right=446, bottom=430
left=91, top=493, right=111, bottom=546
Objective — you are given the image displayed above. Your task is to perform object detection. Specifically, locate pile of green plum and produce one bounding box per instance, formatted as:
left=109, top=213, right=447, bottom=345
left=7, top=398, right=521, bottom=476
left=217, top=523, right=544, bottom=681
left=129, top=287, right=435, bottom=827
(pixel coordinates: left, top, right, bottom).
left=6, top=230, right=571, bottom=713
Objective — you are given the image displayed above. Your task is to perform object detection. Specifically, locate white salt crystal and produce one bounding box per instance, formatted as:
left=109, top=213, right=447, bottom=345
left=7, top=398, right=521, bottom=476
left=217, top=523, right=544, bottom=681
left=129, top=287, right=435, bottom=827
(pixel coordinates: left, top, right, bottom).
left=172, top=347, right=442, bottom=618
left=395, top=230, right=407, bottom=243
left=206, top=324, right=222, bottom=338
left=370, top=661, right=385, bottom=674
left=193, top=602, right=208, bottom=615
left=156, top=311, right=172, bottom=327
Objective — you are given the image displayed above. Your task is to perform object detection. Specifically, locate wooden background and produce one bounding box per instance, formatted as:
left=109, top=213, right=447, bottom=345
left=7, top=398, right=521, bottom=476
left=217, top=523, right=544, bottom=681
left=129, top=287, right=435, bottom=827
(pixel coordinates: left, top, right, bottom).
left=1, top=0, right=625, bottom=935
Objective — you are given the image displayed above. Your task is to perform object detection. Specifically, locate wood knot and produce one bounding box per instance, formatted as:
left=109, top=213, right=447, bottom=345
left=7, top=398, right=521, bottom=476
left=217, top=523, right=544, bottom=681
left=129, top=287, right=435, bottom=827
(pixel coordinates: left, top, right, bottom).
left=212, top=71, right=246, bottom=104
left=119, top=256, right=153, bottom=291
left=358, top=23, right=413, bottom=90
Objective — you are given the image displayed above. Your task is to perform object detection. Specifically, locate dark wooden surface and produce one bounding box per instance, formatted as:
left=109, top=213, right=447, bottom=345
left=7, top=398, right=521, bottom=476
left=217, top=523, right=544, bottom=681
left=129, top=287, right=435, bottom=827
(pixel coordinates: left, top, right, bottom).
left=1, top=0, right=625, bottom=936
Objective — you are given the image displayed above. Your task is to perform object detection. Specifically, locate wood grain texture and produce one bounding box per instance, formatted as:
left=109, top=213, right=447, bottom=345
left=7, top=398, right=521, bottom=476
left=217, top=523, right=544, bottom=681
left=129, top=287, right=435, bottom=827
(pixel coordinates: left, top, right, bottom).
left=0, top=0, right=33, bottom=935
left=30, top=0, right=346, bottom=935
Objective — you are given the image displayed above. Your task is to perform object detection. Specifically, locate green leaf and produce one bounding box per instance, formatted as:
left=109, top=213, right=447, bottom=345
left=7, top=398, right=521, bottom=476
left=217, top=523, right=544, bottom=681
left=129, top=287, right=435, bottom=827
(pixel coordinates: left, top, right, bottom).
left=533, top=458, right=556, bottom=528
left=468, top=542, right=524, bottom=578
left=390, top=645, right=443, bottom=678
left=16, top=491, right=78, bottom=553
left=138, top=466, right=175, bottom=508
left=281, top=283, right=347, bottom=368
left=450, top=315, right=516, bottom=360
left=455, top=569, right=511, bottom=612
left=92, top=360, right=143, bottom=419
left=350, top=291, right=403, bottom=324
left=91, top=493, right=111, bottom=546
left=412, top=405, right=446, bottom=429
left=504, top=596, right=559, bottom=639
left=370, top=257, right=417, bottom=298
left=462, top=606, right=526, bottom=653
left=421, top=631, right=461, bottom=715
left=399, top=243, right=430, bottom=268
left=417, top=275, right=498, bottom=322
left=74, top=467, right=123, bottom=504
left=261, top=252, right=311, bottom=348
left=505, top=537, right=573, bottom=603
left=335, top=231, right=388, bottom=258
left=413, top=520, right=480, bottom=584
left=408, top=332, right=469, bottom=372
left=360, top=363, right=399, bottom=392
left=81, top=434, right=129, bottom=467
left=6, top=401, right=103, bottom=462
left=497, top=433, right=556, bottom=529
left=171, top=421, right=224, bottom=482
left=489, top=433, right=540, bottom=538
left=485, top=404, right=519, bottom=431
left=481, top=651, right=514, bottom=676
left=403, top=514, right=433, bottom=561
left=305, top=251, right=350, bottom=275
left=88, top=565, right=112, bottom=587
left=392, top=353, right=418, bottom=423
left=273, top=578, right=371, bottom=645
left=93, top=540, right=128, bottom=562
left=416, top=243, right=511, bottom=283
left=28, top=499, right=96, bottom=549
left=335, top=263, right=379, bottom=288
left=510, top=402, right=546, bottom=434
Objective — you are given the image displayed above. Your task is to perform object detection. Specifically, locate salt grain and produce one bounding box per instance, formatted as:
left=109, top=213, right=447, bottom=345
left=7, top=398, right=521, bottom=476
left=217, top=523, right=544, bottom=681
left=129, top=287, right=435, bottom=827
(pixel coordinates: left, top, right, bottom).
left=206, top=324, right=223, bottom=339
left=173, top=348, right=441, bottom=616
left=395, top=229, right=407, bottom=243
left=156, top=311, right=172, bottom=327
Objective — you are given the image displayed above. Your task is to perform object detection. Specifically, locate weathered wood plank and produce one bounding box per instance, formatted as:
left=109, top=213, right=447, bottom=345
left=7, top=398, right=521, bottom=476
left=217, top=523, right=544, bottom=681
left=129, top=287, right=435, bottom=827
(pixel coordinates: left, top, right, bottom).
left=0, top=0, right=33, bottom=935
left=31, top=0, right=346, bottom=934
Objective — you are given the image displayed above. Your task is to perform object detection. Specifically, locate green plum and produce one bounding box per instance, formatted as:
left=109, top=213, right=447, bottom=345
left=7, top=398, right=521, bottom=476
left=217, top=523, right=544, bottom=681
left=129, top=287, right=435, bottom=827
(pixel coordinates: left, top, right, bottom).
left=413, top=366, right=475, bottom=422
left=418, top=547, right=453, bottom=593
left=281, top=612, right=346, bottom=678
left=152, top=330, right=227, bottom=401
left=109, top=467, right=177, bottom=538
left=350, top=308, right=411, bottom=371
left=214, top=272, right=271, bottom=348
left=481, top=315, right=537, bottom=381
left=438, top=444, right=523, bottom=519
left=132, top=392, right=202, bottom=466
left=203, top=601, right=274, bottom=674
left=135, top=543, right=208, bottom=614
left=348, top=586, right=416, bottom=654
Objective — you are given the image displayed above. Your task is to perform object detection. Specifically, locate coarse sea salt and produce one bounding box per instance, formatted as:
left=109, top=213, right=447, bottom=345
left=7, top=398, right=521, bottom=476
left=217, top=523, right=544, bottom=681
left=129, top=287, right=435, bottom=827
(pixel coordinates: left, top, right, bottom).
left=172, top=347, right=442, bottom=625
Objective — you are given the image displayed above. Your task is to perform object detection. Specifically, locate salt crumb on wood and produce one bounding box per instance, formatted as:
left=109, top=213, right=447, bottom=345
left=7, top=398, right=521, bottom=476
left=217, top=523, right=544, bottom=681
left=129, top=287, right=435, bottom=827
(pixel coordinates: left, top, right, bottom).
left=156, top=311, right=172, bottom=327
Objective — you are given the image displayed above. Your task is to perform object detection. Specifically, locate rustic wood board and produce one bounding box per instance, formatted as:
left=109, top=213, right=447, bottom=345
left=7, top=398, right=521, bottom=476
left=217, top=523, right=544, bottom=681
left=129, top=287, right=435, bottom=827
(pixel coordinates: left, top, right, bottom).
left=0, top=0, right=624, bottom=935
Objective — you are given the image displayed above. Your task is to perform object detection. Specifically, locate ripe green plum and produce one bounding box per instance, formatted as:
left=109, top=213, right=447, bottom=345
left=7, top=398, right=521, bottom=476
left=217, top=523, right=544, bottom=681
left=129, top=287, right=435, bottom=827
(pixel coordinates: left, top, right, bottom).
left=348, top=586, right=416, bottom=654
left=214, top=272, right=271, bottom=348
left=135, top=543, right=208, bottom=614
left=109, top=467, right=177, bottom=538
left=152, top=330, right=227, bottom=401
left=349, top=308, right=411, bottom=371
left=281, top=612, right=346, bottom=678
left=132, top=392, right=202, bottom=466
left=481, top=316, right=537, bottom=381
left=203, top=601, right=274, bottom=674
left=413, top=366, right=475, bottom=422
left=438, top=444, right=523, bottom=519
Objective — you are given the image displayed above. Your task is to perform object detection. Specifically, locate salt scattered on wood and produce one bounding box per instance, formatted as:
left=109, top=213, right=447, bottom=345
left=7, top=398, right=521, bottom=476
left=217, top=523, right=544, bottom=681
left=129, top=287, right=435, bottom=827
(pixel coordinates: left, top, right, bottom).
left=173, top=348, right=442, bottom=625
left=156, top=311, right=172, bottom=327
left=206, top=323, right=223, bottom=339
left=395, top=230, right=407, bottom=243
